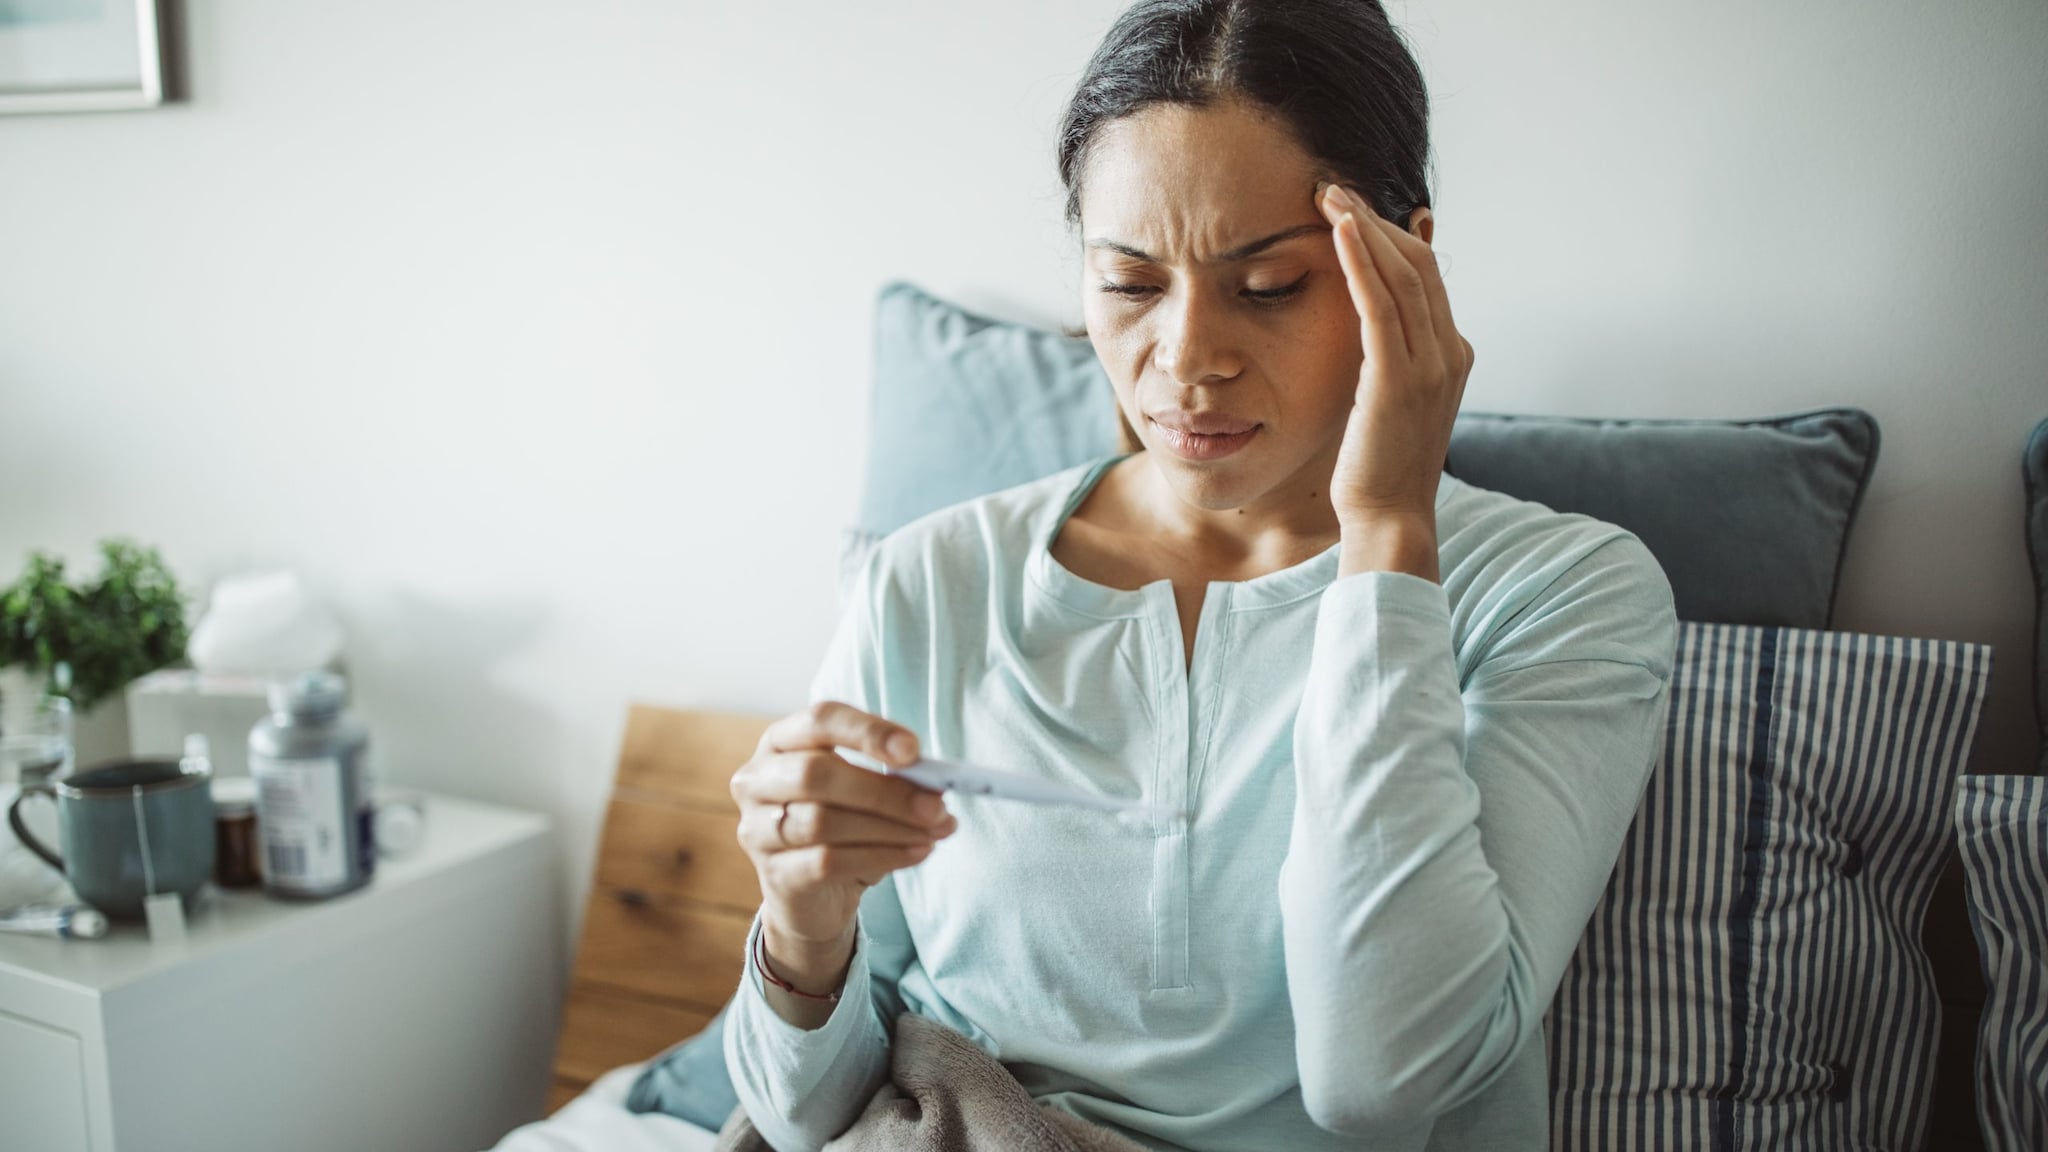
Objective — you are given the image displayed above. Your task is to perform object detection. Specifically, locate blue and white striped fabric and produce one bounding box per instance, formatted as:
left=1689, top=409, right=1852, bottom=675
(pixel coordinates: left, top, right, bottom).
left=1548, top=622, right=1993, bottom=1151
left=1955, top=775, right=2048, bottom=1152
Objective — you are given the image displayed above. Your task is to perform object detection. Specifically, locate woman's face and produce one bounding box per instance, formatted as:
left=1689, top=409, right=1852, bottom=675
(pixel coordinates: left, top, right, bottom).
left=1077, top=98, right=1394, bottom=523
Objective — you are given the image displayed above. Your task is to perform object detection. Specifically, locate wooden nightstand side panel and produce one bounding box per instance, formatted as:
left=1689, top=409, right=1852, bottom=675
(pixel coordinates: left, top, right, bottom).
left=575, top=888, right=753, bottom=1010
left=593, top=795, right=760, bottom=913
left=549, top=705, right=776, bottom=1119
left=615, top=705, right=772, bottom=812
left=555, top=987, right=716, bottom=1085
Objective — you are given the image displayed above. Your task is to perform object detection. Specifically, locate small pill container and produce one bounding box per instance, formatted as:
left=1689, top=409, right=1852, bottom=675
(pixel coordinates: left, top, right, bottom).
left=210, top=777, right=263, bottom=889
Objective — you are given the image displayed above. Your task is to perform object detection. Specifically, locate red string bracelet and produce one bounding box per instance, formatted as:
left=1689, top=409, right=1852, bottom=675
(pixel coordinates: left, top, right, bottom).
left=753, top=925, right=843, bottom=1003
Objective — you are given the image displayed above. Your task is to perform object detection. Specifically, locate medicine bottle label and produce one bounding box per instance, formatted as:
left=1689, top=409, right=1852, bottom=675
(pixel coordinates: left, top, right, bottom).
left=251, top=755, right=348, bottom=891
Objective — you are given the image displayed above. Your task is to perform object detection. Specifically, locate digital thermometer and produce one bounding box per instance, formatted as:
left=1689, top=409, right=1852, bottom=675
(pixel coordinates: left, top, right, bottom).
left=878, top=755, right=1183, bottom=825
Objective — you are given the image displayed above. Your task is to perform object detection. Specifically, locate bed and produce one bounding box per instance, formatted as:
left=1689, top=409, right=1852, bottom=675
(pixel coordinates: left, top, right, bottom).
left=494, top=1062, right=721, bottom=1152
left=484, top=281, right=2038, bottom=1150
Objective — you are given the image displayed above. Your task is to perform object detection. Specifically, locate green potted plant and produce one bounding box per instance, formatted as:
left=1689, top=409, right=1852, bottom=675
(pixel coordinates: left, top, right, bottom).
left=0, top=538, right=191, bottom=768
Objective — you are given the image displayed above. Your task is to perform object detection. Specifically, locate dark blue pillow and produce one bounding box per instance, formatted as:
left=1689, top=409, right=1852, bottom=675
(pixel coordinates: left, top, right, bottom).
left=1444, top=408, right=1878, bottom=629
left=623, top=1005, right=737, bottom=1131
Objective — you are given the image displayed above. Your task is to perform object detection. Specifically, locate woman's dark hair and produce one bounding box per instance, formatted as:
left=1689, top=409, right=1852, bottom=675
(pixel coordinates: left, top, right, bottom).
left=1056, top=0, right=1433, bottom=232
left=1057, top=0, right=1433, bottom=450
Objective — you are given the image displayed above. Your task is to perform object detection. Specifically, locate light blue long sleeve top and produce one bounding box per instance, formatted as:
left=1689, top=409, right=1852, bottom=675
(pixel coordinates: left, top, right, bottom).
left=725, top=453, right=1678, bottom=1152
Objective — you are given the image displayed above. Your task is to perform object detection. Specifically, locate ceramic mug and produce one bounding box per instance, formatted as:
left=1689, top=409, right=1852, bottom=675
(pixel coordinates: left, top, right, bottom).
left=7, top=758, right=216, bottom=921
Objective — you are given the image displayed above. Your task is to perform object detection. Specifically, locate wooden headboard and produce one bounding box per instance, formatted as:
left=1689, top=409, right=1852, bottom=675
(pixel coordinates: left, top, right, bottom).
left=547, top=704, right=778, bottom=1114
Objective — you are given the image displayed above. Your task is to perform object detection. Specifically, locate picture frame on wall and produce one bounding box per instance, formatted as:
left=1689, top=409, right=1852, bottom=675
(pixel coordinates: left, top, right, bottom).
left=0, top=0, right=163, bottom=114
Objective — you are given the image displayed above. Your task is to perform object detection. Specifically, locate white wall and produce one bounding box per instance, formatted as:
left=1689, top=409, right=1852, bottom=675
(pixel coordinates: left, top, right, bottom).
left=2, top=0, right=2043, bottom=961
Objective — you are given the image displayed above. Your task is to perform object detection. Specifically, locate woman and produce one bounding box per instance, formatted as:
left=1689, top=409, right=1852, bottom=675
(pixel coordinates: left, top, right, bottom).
left=725, top=2, right=1678, bottom=1149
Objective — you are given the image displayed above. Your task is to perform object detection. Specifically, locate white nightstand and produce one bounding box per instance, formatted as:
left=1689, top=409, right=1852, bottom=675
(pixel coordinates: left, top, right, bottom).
left=0, top=793, right=560, bottom=1152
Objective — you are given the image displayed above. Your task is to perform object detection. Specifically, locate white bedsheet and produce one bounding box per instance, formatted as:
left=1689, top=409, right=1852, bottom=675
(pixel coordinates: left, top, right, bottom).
left=487, top=1064, right=719, bottom=1152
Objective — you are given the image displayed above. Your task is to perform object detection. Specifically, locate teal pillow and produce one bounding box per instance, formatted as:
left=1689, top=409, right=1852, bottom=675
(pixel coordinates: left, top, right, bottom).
left=623, top=1005, right=736, bottom=1130
left=853, top=281, right=1879, bottom=631
left=856, top=281, right=1118, bottom=538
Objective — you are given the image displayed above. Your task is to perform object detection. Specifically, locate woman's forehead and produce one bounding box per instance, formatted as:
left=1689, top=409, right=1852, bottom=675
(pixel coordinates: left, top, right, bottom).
left=1079, top=102, right=1325, bottom=264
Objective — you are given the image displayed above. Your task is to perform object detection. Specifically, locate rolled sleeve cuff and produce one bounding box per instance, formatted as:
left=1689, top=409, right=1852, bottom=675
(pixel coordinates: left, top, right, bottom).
left=1321, top=568, right=1454, bottom=632
left=726, top=908, right=885, bottom=1124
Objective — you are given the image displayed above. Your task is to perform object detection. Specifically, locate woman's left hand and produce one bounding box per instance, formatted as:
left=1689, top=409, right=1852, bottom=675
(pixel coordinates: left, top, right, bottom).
left=1317, top=182, right=1474, bottom=545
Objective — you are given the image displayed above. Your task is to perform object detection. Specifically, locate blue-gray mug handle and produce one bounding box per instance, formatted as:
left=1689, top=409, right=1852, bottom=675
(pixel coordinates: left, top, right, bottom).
left=7, top=783, right=64, bottom=872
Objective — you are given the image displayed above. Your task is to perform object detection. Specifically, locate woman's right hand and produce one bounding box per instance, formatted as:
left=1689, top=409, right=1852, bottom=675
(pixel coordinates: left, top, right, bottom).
left=731, top=700, right=957, bottom=991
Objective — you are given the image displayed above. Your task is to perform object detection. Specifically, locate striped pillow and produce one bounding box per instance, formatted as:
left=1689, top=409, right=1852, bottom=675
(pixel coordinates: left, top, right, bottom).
left=1548, top=622, right=1993, bottom=1151
left=1955, top=775, right=2048, bottom=1151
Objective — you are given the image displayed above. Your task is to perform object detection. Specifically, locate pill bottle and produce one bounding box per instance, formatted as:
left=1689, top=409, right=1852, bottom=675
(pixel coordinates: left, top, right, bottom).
left=248, top=671, right=374, bottom=899
left=210, top=775, right=262, bottom=889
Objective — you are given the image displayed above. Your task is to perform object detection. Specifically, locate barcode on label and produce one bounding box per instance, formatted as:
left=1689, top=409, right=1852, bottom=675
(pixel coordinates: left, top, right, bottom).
left=267, top=842, right=308, bottom=879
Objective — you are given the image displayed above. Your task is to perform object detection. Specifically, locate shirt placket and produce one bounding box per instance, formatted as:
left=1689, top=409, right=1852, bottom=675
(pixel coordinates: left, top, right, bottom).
left=1145, top=581, right=1230, bottom=993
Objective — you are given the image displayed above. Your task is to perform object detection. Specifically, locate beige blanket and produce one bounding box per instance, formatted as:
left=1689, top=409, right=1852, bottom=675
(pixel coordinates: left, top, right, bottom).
left=714, top=1012, right=1156, bottom=1152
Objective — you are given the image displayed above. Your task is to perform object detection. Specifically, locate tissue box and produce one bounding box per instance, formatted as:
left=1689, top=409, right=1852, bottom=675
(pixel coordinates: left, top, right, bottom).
left=125, top=669, right=274, bottom=778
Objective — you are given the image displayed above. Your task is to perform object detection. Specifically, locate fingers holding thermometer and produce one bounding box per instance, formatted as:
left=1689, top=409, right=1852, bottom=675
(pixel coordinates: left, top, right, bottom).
left=732, top=701, right=957, bottom=949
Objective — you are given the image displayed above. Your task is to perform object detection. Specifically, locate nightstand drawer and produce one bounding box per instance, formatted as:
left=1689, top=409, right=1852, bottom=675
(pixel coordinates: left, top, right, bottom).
left=0, top=1010, right=89, bottom=1152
